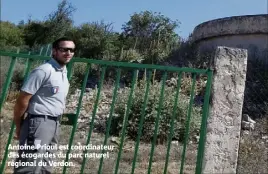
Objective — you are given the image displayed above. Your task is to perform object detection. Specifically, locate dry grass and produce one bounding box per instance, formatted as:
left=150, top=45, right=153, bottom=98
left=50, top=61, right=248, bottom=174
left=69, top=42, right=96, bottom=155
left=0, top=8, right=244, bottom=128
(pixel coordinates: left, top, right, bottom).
left=2, top=100, right=268, bottom=174
left=237, top=117, right=268, bottom=174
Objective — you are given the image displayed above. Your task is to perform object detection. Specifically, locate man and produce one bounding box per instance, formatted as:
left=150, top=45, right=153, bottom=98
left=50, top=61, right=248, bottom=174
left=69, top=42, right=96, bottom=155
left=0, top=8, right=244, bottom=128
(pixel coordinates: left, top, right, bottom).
left=13, top=37, right=75, bottom=174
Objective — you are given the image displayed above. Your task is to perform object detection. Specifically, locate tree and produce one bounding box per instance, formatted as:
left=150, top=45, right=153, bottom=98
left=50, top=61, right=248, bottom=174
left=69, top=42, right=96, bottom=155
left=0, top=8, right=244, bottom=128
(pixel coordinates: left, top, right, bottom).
left=69, top=21, right=120, bottom=59
left=121, top=11, right=181, bottom=63
left=23, top=0, right=76, bottom=48
left=44, top=0, right=76, bottom=42
left=0, top=21, right=24, bottom=48
left=23, top=20, right=47, bottom=48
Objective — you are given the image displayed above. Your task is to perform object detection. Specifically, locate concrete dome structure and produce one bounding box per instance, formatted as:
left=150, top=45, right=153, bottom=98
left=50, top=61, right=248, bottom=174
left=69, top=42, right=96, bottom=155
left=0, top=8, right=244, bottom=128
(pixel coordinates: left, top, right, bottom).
left=192, top=14, right=268, bottom=63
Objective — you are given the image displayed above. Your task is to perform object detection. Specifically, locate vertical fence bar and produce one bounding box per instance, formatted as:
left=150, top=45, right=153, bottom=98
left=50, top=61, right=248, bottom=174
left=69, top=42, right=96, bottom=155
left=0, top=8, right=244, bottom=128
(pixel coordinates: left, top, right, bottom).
left=0, top=56, right=17, bottom=173
left=22, top=52, right=31, bottom=77
left=7, top=51, right=19, bottom=99
left=147, top=71, right=168, bottom=174
left=62, top=63, right=91, bottom=174
left=179, top=73, right=197, bottom=174
left=131, top=69, right=153, bottom=174
left=39, top=47, right=43, bottom=56
left=0, top=123, right=15, bottom=173
left=45, top=44, right=50, bottom=56
left=67, top=61, right=74, bottom=80
left=195, top=70, right=213, bottom=174
left=23, top=59, right=33, bottom=83
left=163, top=72, right=183, bottom=174
left=98, top=68, right=121, bottom=174
left=114, top=69, right=138, bottom=174
left=0, top=56, right=17, bottom=113
left=80, top=66, right=107, bottom=174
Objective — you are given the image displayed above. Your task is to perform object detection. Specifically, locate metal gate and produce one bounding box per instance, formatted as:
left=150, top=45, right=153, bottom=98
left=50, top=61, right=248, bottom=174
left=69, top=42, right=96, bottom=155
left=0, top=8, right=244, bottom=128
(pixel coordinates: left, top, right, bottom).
left=0, top=51, right=212, bottom=174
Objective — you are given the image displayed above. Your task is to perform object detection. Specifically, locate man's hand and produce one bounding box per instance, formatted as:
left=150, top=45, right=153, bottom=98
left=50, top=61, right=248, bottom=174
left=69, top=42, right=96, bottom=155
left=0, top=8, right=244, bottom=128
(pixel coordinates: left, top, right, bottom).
left=13, top=91, right=32, bottom=140
left=14, top=127, right=20, bottom=140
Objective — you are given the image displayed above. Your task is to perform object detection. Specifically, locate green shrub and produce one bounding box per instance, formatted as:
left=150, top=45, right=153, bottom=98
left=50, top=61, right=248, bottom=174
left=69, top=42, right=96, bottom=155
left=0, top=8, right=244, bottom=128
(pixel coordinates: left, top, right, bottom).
left=0, top=56, right=25, bottom=93
left=68, top=62, right=88, bottom=94
left=110, top=78, right=202, bottom=144
left=10, top=67, right=24, bottom=90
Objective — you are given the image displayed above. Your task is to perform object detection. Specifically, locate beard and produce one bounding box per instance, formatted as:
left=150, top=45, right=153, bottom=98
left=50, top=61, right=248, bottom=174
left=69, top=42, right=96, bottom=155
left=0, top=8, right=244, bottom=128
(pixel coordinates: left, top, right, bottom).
left=53, top=55, right=71, bottom=66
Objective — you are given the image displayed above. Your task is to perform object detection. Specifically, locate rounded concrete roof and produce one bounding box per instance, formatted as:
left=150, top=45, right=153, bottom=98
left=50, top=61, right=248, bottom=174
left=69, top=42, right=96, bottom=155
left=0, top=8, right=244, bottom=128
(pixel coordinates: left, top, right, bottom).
left=192, top=14, right=268, bottom=42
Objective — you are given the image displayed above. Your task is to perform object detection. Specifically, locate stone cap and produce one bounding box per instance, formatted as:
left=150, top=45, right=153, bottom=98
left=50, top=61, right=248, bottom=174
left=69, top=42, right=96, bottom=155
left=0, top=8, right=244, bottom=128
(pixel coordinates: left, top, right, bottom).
left=192, top=14, right=268, bottom=42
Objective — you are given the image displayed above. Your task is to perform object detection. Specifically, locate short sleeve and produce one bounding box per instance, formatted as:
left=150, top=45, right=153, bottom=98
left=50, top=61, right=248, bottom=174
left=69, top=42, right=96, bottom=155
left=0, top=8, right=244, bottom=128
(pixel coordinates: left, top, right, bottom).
left=21, top=69, right=46, bottom=95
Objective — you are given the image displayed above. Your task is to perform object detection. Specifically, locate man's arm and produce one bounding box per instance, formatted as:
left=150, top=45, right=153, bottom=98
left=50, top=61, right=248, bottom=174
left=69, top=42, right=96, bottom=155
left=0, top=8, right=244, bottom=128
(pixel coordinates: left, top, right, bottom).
left=13, top=91, right=32, bottom=139
left=13, top=68, right=46, bottom=139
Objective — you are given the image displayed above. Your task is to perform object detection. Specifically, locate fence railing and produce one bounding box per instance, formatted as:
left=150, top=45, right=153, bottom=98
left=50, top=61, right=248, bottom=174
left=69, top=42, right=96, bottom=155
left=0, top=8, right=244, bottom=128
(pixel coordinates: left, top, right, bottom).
left=0, top=44, right=52, bottom=57
left=0, top=51, right=213, bottom=174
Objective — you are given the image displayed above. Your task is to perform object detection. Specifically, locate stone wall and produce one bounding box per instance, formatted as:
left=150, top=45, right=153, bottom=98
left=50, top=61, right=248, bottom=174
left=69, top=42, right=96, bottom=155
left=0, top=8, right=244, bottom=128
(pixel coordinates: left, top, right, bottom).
left=192, top=14, right=268, bottom=62
left=202, top=46, right=248, bottom=173
left=196, top=34, right=268, bottom=62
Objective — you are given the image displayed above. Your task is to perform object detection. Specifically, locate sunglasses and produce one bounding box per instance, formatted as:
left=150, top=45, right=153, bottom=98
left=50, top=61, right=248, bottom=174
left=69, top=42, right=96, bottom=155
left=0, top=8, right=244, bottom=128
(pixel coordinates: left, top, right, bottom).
left=57, top=47, right=75, bottom=53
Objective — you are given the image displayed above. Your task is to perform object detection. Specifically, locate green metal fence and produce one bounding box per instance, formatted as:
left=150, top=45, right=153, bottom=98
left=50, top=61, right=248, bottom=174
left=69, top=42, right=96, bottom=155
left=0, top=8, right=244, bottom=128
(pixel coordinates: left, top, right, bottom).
left=0, top=44, right=52, bottom=57
left=0, top=51, right=213, bottom=174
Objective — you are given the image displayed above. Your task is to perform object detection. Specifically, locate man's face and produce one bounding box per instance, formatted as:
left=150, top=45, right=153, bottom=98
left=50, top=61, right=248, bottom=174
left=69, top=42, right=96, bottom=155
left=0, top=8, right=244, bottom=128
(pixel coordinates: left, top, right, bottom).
left=53, top=41, right=75, bottom=66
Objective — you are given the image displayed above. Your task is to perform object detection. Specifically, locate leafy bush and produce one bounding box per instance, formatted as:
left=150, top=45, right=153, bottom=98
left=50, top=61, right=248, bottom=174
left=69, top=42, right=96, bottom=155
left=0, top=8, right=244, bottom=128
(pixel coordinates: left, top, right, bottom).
left=110, top=78, right=202, bottom=144
left=10, top=67, right=24, bottom=90
left=68, top=62, right=88, bottom=94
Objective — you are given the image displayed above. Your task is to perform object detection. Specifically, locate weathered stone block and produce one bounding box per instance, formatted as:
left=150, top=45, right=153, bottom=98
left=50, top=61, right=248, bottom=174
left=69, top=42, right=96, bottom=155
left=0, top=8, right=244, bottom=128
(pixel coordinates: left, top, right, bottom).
left=202, top=46, right=248, bottom=174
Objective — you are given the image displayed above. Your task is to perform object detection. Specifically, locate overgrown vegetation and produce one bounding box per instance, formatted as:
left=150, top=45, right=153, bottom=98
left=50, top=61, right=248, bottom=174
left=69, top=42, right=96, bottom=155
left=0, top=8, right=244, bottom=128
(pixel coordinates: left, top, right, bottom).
left=0, top=0, right=187, bottom=65
left=107, top=72, right=206, bottom=144
left=1, top=0, right=200, bottom=99
left=1, top=1, right=267, bottom=173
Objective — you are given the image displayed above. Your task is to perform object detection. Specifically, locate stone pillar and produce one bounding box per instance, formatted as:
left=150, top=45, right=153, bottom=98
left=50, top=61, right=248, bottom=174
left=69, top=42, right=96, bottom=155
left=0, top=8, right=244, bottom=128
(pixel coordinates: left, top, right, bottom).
left=202, top=46, right=248, bottom=174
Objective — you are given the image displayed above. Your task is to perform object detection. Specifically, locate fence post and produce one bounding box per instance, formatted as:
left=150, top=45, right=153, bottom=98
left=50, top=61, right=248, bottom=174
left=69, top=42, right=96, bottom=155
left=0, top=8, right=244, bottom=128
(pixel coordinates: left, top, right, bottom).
left=202, top=46, right=248, bottom=174
left=0, top=56, right=17, bottom=173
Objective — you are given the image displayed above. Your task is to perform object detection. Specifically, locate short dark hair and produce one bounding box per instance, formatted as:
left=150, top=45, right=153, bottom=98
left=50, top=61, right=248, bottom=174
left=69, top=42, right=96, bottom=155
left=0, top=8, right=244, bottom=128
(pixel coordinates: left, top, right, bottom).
left=52, top=37, right=75, bottom=49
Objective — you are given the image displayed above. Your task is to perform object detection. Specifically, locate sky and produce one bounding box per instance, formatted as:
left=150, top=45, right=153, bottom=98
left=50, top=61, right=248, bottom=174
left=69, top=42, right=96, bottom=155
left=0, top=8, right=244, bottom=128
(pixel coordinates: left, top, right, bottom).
left=1, top=0, right=267, bottom=39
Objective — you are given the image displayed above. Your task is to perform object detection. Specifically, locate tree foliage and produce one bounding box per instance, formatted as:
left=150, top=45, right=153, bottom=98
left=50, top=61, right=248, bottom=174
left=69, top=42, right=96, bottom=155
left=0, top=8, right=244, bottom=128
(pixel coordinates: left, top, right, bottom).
left=121, top=11, right=181, bottom=63
left=44, top=0, right=76, bottom=42
left=18, top=0, right=76, bottom=48
left=0, top=2, right=183, bottom=64
left=0, top=21, right=24, bottom=47
left=122, top=11, right=180, bottom=49
left=69, top=21, right=120, bottom=59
